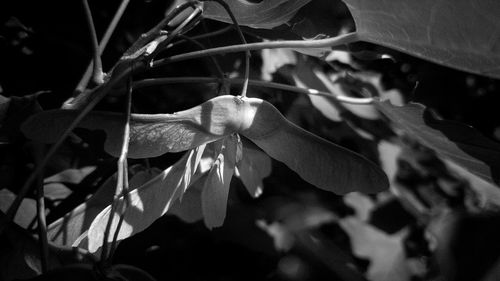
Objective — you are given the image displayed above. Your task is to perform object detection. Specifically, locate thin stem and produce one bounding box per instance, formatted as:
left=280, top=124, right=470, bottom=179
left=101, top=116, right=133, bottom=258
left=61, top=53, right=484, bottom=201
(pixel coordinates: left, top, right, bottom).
left=33, top=145, right=49, bottom=273
left=101, top=78, right=133, bottom=263
left=152, top=32, right=359, bottom=68
left=133, top=76, right=373, bottom=104
left=212, top=0, right=250, bottom=97
left=75, top=0, right=131, bottom=94
left=177, top=34, right=224, bottom=78
left=168, top=25, right=233, bottom=48
left=81, top=0, right=104, bottom=85
left=148, top=4, right=203, bottom=60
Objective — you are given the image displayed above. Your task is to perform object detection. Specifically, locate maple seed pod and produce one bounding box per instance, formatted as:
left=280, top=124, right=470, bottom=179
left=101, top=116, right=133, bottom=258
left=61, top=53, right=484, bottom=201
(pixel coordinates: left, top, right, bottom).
left=22, top=95, right=389, bottom=194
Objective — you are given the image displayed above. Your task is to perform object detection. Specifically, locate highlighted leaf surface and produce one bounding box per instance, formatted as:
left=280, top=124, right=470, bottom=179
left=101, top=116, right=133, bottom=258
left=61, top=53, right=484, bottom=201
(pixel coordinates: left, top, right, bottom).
left=343, top=0, right=500, bottom=78
left=202, top=136, right=238, bottom=229
left=376, top=101, right=500, bottom=186
left=203, top=0, right=310, bottom=29
left=23, top=95, right=388, bottom=195
left=86, top=147, right=205, bottom=252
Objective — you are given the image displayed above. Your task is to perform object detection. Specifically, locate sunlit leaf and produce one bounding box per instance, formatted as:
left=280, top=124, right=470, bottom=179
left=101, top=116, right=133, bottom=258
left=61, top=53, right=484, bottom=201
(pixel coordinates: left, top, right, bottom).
left=44, top=167, right=96, bottom=185
left=343, top=0, right=500, bottom=78
left=376, top=101, right=500, bottom=186
left=86, top=147, right=205, bottom=252
left=47, top=168, right=158, bottom=246
left=0, top=189, right=36, bottom=229
left=201, top=135, right=238, bottom=229
left=261, top=48, right=297, bottom=81
left=21, top=97, right=237, bottom=158
left=340, top=217, right=409, bottom=281
left=203, top=0, right=310, bottom=29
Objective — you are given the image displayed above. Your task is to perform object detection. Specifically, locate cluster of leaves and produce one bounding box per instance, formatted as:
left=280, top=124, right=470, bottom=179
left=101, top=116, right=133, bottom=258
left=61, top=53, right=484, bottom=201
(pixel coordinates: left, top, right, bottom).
left=1, top=0, right=500, bottom=280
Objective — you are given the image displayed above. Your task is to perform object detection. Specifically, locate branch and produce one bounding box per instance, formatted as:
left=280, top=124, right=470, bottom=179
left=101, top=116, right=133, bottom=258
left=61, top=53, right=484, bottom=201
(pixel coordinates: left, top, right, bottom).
left=81, top=0, right=104, bottom=85
left=152, top=32, right=359, bottom=68
left=101, top=78, right=133, bottom=263
left=133, top=76, right=373, bottom=104
left=74, top=0, right=131, bottom=94
left=211, top=0, right=250, bottom=97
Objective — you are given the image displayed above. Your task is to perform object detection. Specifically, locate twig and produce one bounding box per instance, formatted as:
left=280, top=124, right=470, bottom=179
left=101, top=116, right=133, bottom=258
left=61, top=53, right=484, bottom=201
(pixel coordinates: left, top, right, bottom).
left=133, top=76, right=374, bottom=104
left=146, top=4, right=203, bottom=60
left=33, top=145, right=49, bottom=273
left=74, top=0, right=131, bottom=94
left=168, top=25, right=233, bottom=48
left=81, top=0, right=104, bottom=85
left=177, top=34, right=224, bottom=78
left=6, top=1, right=202, bottom=225
left=5, top=72, right=122, bottom=222
left=152, top=32, right=359, bottom=68
left=101, top=78, right=133, bottom=263
left=211, top=0, right=250, bottom=97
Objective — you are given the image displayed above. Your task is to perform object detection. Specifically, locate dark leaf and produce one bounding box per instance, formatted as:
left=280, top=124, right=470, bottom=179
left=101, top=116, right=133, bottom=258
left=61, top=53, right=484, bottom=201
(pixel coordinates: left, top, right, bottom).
left=203, top=0, right=310, bottom=29
left=246, top=98, right=388, bottom=194
left=343, top=0, right=500, bottom=78
left=236, top=139, right=272, bottom=198
left=376, top=101, right=500, bottom=185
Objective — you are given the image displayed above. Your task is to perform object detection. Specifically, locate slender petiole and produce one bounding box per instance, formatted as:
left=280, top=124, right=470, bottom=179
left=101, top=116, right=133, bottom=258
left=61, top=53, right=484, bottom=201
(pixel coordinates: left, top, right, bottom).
left=133, top=76, right=374, bottom=104
left=211, top=0, right=250, bottom=97
left=152, top=32, right=359, bottom=68
left=74, top=0, right=131, bottom=94
left=81, top=0, right=104, bottom=85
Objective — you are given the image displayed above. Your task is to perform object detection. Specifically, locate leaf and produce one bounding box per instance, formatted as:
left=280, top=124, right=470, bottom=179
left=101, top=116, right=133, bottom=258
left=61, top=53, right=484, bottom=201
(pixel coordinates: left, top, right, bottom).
left=21, top=96, right=246, bottom=158
left=168, top=179, right=204, bottom=224
left=340, top=217, right=409, bottom=281
left=47, top=168, right=158, bottom=246
left=202, top=0, right=311, bottom=29
left=44, top=166, right=96, bottom=185
left=245, top=98, right=388, bottom=194
left=236, top=139, right=272, bottom=198
left=0, top=189, right=36, bottom=229
left=201, top=135, right=238, bottom=229
left=0, top=212, right=94, bottom=281
left=261, top=48, right=297, bottom=81
left=376, top=100, right=500, bottom=186
left=342, top=0, right=500, bottom=78
left=85, top=147, right=205, bottom=252
left=23, top=95, right=389, bottom=195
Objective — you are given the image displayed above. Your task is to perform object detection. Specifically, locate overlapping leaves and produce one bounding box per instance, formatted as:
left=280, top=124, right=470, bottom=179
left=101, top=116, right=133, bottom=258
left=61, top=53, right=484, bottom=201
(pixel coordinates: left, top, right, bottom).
left=23, top=95, right=389, bottom=252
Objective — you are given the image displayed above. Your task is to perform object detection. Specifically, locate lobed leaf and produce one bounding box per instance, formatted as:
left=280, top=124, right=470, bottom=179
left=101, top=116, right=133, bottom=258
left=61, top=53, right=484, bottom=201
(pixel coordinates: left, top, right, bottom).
left=342, top=0, right=500, bottom=78
left=203, top=0, right=310, bottom=29
left=376, top=101, right=500, bottom=186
